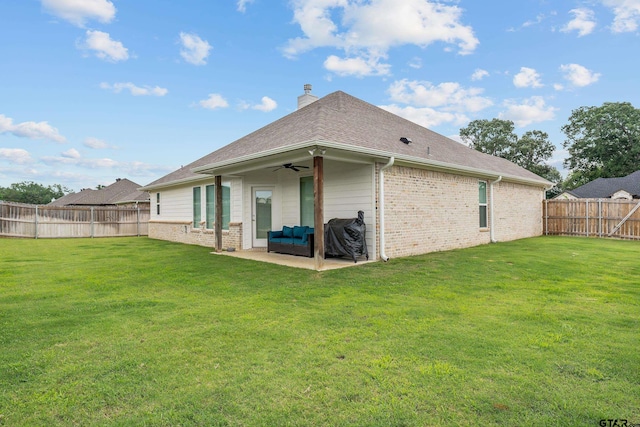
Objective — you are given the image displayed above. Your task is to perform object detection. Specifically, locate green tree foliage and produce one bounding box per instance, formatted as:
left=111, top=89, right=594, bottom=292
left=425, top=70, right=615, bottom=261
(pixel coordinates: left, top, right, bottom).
left=460, top=119, right=561, bottom=196
left=459, top=118, right=517, bottom=158
left=0, top=181, right=74, bottom=204
left=562, top=102, right=640, bottom=189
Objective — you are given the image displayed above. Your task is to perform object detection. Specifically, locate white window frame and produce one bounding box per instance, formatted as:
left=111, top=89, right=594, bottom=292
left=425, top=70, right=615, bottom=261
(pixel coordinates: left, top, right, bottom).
left=479, top=180, right=488, bottom=229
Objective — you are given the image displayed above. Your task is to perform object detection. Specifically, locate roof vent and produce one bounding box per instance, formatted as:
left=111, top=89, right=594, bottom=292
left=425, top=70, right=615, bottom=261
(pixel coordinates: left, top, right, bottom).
left=400, top=137, right=412, bottom=144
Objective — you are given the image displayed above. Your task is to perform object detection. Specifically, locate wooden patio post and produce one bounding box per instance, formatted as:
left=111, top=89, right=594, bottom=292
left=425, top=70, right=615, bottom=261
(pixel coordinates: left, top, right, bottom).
left=313, top=155, right=324, bottom=270
left=215, top=175, right=222, bottom=251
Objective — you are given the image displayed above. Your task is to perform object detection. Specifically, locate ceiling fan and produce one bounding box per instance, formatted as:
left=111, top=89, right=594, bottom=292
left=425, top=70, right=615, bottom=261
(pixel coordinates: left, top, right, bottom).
left=273, top=163, right=310, bottom=172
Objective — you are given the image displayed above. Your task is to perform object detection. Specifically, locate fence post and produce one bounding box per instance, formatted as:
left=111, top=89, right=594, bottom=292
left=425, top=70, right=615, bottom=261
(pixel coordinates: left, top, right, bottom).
left=137, top=207, right=140, bottom=237
left=91, top=206, right=94, bottom=238
left=598, top=200, right=602, bottom=238
left=586, top=200, right=589, bottom=237
left=544, top=199, right=548, bottom=236
left=35, top=205, right=39, bottom=239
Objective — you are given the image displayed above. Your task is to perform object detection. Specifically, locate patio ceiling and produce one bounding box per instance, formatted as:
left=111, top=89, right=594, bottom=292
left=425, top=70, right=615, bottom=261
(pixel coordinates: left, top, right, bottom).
left=192, top=143, right=385, bottom=178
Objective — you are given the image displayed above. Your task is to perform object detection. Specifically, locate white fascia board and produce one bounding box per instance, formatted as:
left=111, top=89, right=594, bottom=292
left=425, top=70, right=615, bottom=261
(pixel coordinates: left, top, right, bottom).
left=156, top=139, right=550, bottom=190
left=138, top=175, right=215, bottom=192
left=315, top=141, right=552, bottom=188
left=191, top=140, right=323, bottom=174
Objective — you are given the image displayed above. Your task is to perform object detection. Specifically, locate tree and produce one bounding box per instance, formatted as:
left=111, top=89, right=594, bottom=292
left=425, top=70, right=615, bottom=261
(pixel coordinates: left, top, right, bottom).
left=460, top=119, right=561, bottom=195
left=562, top=102, right=640, bottom=189
left=512, top=130, right=555, bottom=172
left=0, top=181, right=74, bottom=204
left=459, top=118, right=517, bottom=159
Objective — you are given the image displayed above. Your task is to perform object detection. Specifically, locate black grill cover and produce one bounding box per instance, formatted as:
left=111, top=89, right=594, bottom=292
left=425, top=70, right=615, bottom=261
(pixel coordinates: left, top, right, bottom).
left=324, top=211, right=368, bottom=262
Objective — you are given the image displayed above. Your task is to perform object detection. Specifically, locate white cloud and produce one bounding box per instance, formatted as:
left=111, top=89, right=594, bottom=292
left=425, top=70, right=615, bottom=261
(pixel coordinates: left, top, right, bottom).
left=79, top=30, right=129, bottom=62
left=237, top=0, right=254, bottom=13
left=100, top=82, right=168, bottom=96
left=179, top=32, right=212, bottom=65
left=41, top=0, right=116, bottom=27
left=252, top=96, right=278, bottom=112
left=560, top=63, right=601, bottom=87
left=41, top=152, right=114, bottom=169
left=323, top=54, right=391, bottom=77
left=508, top=11, right=557, bottom=32
left=83, top=137, right=115, bottom=149
left=499, top=96, right=557, bottom=127
left=378, top=104, right=469, bottom=128
left=513, top=67, right=543, bottom=88
left=380, top=79, right=491, bottom=128
left=409, top=57, right=423, bottom=69
left=0, top=114, right=66, bottom=143
left=124, top=161, right=175, bottom=177
left=387, top=79, right=493, bottom=113
left=42, top=155, right=118, bottom=168
left=601, top=0, right=640, bottom=32
left=41, top=153, right=173, bottom=176
left=562, top=8, right=597, bottom=36
left=284, top=0, right=478, bottom=76
left=238, top=96, right=278, bottom=112
left=199, top=93, right=229, bottom=110
left=0, top=148, right=33, bottom=164
left=61, top=148, right=81, bottom=159
left=471, top=68, right=489, bottom=81
left=521, top=13, right=547, bottom=28
left=554, top=83, right=565, bottom=91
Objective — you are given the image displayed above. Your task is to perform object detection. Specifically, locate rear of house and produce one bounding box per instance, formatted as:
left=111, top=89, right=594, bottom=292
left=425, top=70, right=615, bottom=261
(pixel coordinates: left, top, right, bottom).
left=141, top=88, right=549, bottom=263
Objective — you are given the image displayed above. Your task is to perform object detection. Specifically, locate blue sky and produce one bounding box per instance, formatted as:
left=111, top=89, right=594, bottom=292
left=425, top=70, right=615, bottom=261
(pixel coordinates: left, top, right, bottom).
left=1, top=0, right=639, bottom=191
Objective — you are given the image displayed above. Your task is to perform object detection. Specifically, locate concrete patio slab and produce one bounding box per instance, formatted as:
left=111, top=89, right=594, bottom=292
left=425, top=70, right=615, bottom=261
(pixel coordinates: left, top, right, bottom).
left=212, top=248, right=374, bottom=271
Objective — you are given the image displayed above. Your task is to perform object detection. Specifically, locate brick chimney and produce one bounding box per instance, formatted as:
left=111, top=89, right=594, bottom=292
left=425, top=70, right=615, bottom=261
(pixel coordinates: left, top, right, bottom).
left=297, top=84, right=318, bottom=110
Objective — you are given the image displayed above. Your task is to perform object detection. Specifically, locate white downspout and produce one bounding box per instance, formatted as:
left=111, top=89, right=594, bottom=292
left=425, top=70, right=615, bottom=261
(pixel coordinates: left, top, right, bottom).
left=379, top=157, right=395, bottom=261
left=490, top=175, right=502, bottom=243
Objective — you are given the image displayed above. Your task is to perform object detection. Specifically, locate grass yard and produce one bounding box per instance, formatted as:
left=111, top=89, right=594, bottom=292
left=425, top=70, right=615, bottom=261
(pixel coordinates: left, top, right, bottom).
left=0, top=236, right=638, bottom=426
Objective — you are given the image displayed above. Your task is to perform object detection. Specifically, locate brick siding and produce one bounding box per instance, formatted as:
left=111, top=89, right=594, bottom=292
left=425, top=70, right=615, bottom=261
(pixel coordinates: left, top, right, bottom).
left=149, top=221, right=243, bottom=250
left=377, top=165, right=543, bottom=259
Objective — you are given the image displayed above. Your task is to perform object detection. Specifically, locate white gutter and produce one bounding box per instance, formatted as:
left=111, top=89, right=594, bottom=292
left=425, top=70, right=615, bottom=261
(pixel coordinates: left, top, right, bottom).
left=490, top=175, right=502, bottom=243
left=544, top=181, right=556, bottom=197
left=190, top=140, right=552, bottom=189
left=379, top=157, right=395, bottom=261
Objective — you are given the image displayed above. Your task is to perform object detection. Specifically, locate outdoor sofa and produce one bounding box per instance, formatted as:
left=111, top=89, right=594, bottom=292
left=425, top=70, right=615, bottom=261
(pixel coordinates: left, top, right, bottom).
left=267, top=225, right=314, bottom=257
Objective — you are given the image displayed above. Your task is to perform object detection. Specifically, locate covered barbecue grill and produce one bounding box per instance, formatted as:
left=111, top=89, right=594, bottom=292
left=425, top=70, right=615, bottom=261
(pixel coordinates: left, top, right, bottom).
left=324, top=210, right=368, bottom=263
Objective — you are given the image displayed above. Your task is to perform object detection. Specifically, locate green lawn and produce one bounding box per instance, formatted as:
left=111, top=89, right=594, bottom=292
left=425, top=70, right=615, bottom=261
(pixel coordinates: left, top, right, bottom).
left=0, top=236, right=638, bottom=426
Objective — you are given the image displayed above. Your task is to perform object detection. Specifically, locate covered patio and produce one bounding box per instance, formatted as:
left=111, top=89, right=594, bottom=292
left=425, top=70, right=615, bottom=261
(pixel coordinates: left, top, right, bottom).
left=192, top=145, right=378, bottom=270
left=212, top=248, right=374, bottom=271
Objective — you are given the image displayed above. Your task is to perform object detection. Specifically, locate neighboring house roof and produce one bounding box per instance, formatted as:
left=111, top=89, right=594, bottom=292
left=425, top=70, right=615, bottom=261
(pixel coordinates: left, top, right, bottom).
left=554, top=191, right=578, bottom=200
left=142, top=91, right=550, bottom=190
left=567, top=170, right=640, bottom=198
left=48, top=189, right=93, bottom=206
left=49, top=178, right=150, bottom=206
left=115, top=189, right=152, bottom=205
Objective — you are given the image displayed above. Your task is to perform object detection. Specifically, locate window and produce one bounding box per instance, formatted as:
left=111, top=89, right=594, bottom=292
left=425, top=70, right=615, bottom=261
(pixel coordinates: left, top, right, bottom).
left=156, top=193, right=160, bottom=215
left=299, top=176, right=314, bottom=227
left=193, top=187, right=201, bottom=227
left=479, top=181, right=487, bottom=228
left=205, top=185, right=215, bottom=229
left=205, top=183, right=231, bottom=230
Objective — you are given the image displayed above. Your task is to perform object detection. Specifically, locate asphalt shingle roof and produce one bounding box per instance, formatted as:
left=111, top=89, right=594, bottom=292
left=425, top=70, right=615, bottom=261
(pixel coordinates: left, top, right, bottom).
left=569, top=170, right=640, bottom=198
left=144, top=91, right=548, bottom=188
left=48, top=179, right=149, bottom=206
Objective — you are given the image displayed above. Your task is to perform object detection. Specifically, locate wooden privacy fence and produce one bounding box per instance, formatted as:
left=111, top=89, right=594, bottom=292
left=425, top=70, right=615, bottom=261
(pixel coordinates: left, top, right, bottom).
left=544, top=199, right=640, bottom=240
left=0, top=201, right=150, bottom=239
